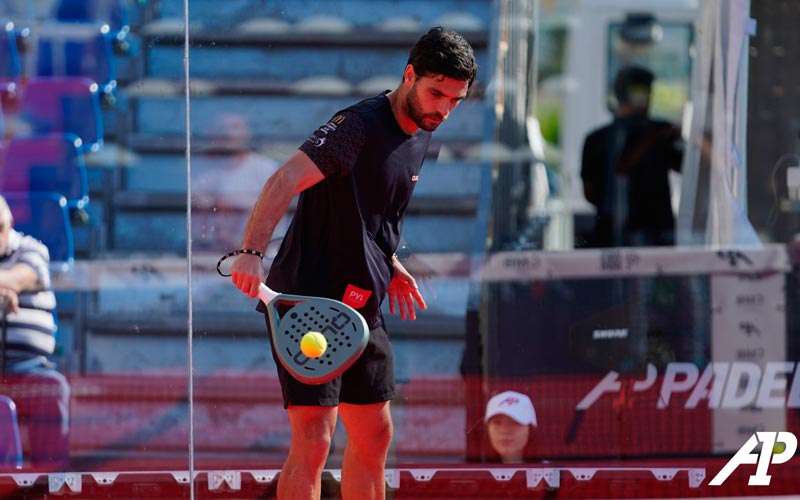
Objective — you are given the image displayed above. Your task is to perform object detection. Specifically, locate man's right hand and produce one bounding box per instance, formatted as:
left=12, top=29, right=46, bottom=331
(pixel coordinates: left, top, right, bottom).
left=0, top=286, right=19, bottom=314
left=230, top=253, right=264, bottom=299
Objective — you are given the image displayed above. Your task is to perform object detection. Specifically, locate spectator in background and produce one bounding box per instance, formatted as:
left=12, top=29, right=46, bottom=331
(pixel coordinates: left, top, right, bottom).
left=192, top=114, right=287, bottom=254
left=580, top=66, right=683, bottom=248
left=0, top=195, right=69, bottom=470
left=484, top=390, right=537, bottom=463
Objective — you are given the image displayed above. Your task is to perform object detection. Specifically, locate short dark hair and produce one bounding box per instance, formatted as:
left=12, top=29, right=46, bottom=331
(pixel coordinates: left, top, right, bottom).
left=613, top=65, right=654, bottom=104
left=407, top=27, right=478, bottom=87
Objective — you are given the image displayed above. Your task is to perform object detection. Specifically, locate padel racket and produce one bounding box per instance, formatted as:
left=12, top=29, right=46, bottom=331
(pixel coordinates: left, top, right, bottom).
left=217, top=250, right=370, bottom=385
left=257, top=284, right=369, bottom=385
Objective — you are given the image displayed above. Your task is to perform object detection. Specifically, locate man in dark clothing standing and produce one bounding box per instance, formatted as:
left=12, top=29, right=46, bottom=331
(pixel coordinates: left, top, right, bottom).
left=230, top=28, right=476, bottom=500
left=581, top=66, right=683, bottom=247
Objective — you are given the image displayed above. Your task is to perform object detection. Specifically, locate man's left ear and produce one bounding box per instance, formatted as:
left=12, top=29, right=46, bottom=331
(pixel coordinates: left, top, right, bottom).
left=403, top=65, right=416, bottom=85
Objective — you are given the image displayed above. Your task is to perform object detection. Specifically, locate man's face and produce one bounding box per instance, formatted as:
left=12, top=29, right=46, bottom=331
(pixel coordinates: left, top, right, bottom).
left=404, top=69, right=469, bottom=132
left=623, top=85, right=651, bottom=116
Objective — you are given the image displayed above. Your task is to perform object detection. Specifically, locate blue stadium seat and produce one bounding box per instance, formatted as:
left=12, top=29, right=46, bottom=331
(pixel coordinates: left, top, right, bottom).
left=296, top=15, right=352, bottom=34
left=434, top=12, right=486, bottom=32
left=292, top=75, right=352, bottom=95
left=238, top=17, right=290, bottom=35
left=21, top=77, right=104, bottom=151
left=0, top=21, right=21, bottom=79
left=377, top=16, right=421, bottom=32
left=55, top=0, right=134, bottom=70
left=3, top=192, right=74, bottom=265
left=0, top=396, right=22, bottom=470
left=357, top=75, right=397, bottom=95
left=165, top=0, right=491, bottom=29
left=0, top=21, right=21, bottom=109
left=36, top=22, right=117, bottom=98
left=56, top=0, right=129, bottom=31
left=0, top=133, right=89, bottom=209
left=135, top=94, right=483, bottom=141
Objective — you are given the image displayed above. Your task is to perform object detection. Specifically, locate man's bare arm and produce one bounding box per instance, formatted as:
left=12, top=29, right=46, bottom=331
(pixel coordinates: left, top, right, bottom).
left=0, top=264, right=40, bottom=293
left=232, top=150, right=325, bottom=297
left=240, top=150, right=324, bottom=252
left=0, top=264, right=38, bottom=313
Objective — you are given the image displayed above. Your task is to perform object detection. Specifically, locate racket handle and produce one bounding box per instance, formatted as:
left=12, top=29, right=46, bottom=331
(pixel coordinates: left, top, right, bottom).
left=258, top=283, right=279, bottom=304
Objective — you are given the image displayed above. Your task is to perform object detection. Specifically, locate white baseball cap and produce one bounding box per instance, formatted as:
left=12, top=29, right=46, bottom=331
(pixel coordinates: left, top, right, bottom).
left=484, top=390, right=537, bottom=427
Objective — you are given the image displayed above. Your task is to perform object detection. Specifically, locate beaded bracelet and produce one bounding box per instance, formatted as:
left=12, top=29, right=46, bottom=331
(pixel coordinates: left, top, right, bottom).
left=216, top=248, right=264, bottom=277
left=235, top=248, right=264, bottom=259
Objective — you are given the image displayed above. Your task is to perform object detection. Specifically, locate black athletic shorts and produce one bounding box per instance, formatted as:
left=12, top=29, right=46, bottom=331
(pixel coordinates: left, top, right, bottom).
left=265, top=315, right=396, bottom=408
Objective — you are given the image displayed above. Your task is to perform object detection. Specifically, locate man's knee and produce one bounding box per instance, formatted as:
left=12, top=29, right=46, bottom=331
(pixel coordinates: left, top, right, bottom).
left=288, top=407, right=336, bottom=466
left=344, top=408, right=393, bottom=454
left=292, top=426, right=334, bottom=459
left=364, top=418, right=393, bottom=451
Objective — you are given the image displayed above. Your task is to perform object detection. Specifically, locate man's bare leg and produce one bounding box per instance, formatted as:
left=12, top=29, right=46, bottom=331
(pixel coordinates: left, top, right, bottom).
left=278, top=405, right=338, bottom=500
left=339, top=402, right=393, bottom=500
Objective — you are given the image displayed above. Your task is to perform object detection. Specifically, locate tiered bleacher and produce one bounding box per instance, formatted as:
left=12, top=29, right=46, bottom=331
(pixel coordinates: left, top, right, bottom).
left=0, top=0, right=500, bottom=494
left=5, top=1, right=798, bottom=498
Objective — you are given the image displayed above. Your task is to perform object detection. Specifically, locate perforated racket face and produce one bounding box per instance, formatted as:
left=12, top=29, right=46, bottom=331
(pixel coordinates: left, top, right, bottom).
left=266, top=294, right=369, bottom=385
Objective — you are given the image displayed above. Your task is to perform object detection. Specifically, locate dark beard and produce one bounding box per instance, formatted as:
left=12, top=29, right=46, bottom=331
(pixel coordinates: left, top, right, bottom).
left=405, top=85, right=444, bottom=132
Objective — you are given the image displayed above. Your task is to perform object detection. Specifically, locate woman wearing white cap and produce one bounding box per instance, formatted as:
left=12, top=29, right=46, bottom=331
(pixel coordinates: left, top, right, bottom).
left=483, top=390, right=537, bottom=463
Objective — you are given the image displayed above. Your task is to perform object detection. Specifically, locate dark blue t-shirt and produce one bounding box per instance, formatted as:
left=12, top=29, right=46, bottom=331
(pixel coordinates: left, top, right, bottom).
left=264, top=93, right=431, bottom=328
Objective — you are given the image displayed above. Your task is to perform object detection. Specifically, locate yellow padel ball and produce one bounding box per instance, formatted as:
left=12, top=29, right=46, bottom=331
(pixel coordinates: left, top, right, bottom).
left=300, top=331, right=327, bottom=358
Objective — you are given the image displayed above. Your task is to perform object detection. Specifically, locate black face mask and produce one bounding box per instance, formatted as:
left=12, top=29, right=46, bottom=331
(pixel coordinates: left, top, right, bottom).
left=617, top=109, right=649, bottom=127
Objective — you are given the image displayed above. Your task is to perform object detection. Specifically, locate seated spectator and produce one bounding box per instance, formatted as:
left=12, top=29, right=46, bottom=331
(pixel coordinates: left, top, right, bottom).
left=192, top=114, right=287, bottom=254
left=0, top=194, right=69, bottom=470
left=484, top=390, right=537, bottom=464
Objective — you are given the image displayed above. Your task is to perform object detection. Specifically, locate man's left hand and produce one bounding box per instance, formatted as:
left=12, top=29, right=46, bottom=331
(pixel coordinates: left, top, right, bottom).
left=387, top=259, right=427, bottom=321
left=0, top=286, right=19, bottom=314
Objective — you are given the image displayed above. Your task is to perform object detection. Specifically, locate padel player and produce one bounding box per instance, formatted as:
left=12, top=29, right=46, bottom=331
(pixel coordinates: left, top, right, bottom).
left=231, top=27, right=477, bottom=500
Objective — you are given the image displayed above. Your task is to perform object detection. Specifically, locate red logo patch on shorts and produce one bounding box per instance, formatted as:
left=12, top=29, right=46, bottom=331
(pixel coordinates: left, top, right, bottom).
left=342, top=284, right=372, bottom=309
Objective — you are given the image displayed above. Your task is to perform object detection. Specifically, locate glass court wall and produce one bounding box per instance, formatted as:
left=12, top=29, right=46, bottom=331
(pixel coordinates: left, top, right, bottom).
left=0, top=0, right=193, bottom=497
left=0, top=0, right=798, bottom=498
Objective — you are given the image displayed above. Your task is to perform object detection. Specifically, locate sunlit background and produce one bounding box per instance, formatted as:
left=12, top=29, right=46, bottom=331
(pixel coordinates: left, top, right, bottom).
left=0, top=0, right=798, bottom=498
